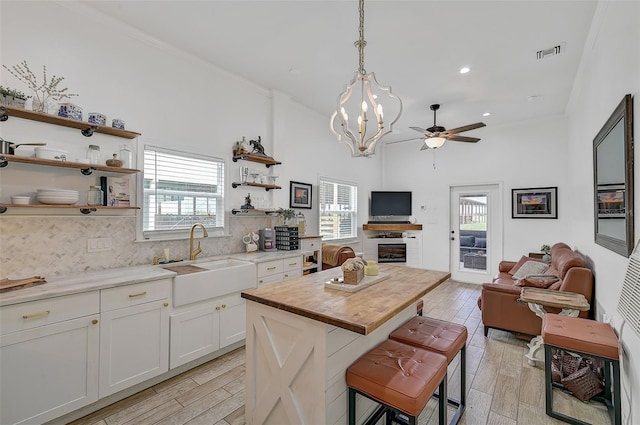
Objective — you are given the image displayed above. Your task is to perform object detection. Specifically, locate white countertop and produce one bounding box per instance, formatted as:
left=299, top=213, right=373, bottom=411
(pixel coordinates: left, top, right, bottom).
left=0, top=250, right=303, bottom=307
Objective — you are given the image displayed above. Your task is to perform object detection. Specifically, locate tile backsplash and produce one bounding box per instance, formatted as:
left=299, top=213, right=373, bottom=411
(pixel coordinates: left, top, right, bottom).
left=0, top=215, right=271, bottom=278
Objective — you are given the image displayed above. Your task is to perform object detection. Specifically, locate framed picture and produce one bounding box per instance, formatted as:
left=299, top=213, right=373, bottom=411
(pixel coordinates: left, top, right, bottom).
left=512, top=187, right=558, bottom=219
left=597, top=184, right=625, bottom=219
left=290, top=181, right=312, bottom=209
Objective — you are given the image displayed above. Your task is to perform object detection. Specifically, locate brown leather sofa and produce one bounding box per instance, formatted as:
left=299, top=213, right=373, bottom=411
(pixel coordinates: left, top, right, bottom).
left=322, top=244, right=356, bottom=270
left=478, top=243, right=593, bottom=337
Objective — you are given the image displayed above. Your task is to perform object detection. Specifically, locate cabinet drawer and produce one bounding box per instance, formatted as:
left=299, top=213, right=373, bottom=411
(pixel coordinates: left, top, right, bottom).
left=1, top=292, right=99, bottom=335
left=101, top=279, right=171, bottom=311
left=283, top=256, right=302, bottom=272
left=283, top=269, right=303, bottom=280
left=257, top=273, right=283, bottom=287
left=257, top=260, right=283, bottom=277
left=301, top=238, right=321, bottom=252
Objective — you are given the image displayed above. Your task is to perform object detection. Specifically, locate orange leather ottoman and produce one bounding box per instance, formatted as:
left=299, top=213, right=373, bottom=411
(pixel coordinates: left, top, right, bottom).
left=390, top=317, right=467, bottom=424
left=542, top=314, right=621, bottom=425
left=346, top=339, right=448, bottom=425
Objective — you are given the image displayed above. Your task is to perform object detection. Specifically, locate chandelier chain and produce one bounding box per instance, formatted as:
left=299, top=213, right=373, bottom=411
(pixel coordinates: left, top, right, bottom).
left=355, top=0, right=366, bottom=75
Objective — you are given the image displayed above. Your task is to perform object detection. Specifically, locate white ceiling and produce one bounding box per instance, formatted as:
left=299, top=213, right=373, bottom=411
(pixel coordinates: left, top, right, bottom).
left=82, top=0, right=597, bottom=145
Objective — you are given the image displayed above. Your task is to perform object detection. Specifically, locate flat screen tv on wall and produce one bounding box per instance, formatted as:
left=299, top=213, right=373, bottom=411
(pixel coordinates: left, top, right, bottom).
left=370, top=191, right=412, bottom=219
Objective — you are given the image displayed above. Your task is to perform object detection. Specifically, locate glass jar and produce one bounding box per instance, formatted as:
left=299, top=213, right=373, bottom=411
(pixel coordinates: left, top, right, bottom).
left=119, top=144, right=132, bottom=168
left=87, top=185, right=103, bottom=206
left=87, top=144, right=100, bottom=165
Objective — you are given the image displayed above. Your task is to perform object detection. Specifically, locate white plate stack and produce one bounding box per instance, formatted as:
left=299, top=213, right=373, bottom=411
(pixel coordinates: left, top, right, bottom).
left=36, top=188, right=80, bottom=205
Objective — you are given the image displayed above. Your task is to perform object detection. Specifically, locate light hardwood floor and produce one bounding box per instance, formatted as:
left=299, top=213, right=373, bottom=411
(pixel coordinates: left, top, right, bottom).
left=70, top=280, right=611, bottom=425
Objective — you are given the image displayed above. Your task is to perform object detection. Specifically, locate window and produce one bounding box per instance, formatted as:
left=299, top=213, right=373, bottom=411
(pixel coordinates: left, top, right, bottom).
left=142, top=145, right=224, bottom=239
left=319, top=177, right=357, bottom=240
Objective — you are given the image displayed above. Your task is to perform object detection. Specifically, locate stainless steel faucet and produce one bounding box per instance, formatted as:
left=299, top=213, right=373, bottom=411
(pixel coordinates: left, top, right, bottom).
left=189, top=223, right=209, bottom=260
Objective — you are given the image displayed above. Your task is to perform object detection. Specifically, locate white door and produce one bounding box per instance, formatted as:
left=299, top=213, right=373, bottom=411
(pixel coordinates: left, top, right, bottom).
left=450, top=184, right=502, bottom=284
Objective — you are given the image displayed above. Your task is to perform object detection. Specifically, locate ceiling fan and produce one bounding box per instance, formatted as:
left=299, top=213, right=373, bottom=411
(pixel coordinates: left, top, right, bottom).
left=395, top=104, right=486, bottom=150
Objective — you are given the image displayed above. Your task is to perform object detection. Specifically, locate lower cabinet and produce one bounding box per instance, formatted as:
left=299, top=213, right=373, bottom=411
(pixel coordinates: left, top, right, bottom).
left=0, top=293, right=100, bottom=425
left=257, top=256, right=302, bottom=286
left=99, top=280, right=171, bottom=398
left=169, top=292, right=245, bottom=369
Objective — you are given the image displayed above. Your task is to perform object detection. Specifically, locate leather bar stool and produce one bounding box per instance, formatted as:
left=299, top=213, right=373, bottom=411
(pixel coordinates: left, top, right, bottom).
left=389, top=316, right=467, bottom=425
left=542, top=313, right=621, bottom=425
left=346, top=339, right=448, bottom=425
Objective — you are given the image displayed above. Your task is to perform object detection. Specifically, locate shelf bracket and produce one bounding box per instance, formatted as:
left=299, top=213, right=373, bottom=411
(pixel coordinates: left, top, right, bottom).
left=0, top=156, right=7, bottom=168
left=80, top=166, right=97, bottom=176
left=0, top=206, right=6, bottom=214
left=0, top=106, right=7, bottom=122
left=232, top=182, right=240, bottom=188
left=80, top=208, right=97, bottom=215
left=81, top=125, right=98, bottom=137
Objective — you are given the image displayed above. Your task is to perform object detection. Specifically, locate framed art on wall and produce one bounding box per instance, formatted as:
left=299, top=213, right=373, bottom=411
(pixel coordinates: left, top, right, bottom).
left=290, top=181, right=312, bottom=209
left=512, top=187, right=557, bottom=219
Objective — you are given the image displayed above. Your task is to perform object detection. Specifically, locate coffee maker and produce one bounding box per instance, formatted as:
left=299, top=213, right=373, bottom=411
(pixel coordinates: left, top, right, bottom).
left=258, top=228, right=277, bottom=251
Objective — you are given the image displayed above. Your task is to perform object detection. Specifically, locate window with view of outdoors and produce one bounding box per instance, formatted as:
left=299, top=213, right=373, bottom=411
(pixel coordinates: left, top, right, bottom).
left=319, top=178, right=357, bottom=240
left=143, top=146, right=224, bottom=239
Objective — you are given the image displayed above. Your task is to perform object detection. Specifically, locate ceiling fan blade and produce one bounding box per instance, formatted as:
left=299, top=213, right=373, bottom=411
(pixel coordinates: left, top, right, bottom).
left=410, top=126, right=428, bottom=134
left=442, top=122, right=486, bottom=135
left=386, top=137, right=424, bottom=145
left=447, top=135, right=481, bottom=143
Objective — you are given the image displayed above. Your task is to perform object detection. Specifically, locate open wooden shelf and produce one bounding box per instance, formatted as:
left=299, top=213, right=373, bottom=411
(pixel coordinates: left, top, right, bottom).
left=1, top=154, right=139, bottom=174
left=1, top=106, right=141, bottom=139
left=363, top=224, right=423, bottom=231
left=0, top=204, right=139, bottom=214
left=231, top=208, right=282, bottom=216
left=231, top=181, right=281, bottom=191
left=232, top=153, right=281, bottom=167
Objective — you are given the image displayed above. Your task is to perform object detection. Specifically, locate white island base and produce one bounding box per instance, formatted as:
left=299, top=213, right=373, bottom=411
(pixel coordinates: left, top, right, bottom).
left=245, top=300, right=415, bottom=425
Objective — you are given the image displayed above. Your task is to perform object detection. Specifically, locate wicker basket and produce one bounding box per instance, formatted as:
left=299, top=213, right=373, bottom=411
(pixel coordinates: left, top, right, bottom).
left=343, top=269, right=364, bottom=285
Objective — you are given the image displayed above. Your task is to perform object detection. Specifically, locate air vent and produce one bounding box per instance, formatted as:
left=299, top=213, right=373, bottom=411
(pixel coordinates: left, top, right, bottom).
left=536, top=42, right=566, bottom=60
left=617, top=240, right=640, bottom=337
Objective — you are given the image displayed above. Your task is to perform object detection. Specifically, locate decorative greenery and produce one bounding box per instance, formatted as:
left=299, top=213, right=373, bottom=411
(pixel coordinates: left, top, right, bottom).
left=540, top=244, right=551, bottom=255
left=2, top=61, right=78, bottom=108
left=280, top=208, right=296, bottom=220
left=0, top=85, right=30, bottom=100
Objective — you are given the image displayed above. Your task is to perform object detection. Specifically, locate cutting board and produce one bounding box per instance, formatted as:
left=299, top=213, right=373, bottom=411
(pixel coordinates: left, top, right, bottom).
left=0, top=276, right=47, bottom=293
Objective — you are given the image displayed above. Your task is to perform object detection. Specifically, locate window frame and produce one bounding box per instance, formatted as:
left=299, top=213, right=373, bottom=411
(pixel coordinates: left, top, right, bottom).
left=318, top=176, right=358, bottom=242
left=137, top=145, right=226, bottom=241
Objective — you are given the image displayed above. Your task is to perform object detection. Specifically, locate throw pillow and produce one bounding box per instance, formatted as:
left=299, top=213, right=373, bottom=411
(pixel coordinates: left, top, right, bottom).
left=474, top=237, right=487, bottom=248
left=459, top=235, right=475, bottom=247
left=508, top=255, right=546, bottom=275
left=512, top=261, right=549, bottom=279
left=514, top=275, right=560, bottom=288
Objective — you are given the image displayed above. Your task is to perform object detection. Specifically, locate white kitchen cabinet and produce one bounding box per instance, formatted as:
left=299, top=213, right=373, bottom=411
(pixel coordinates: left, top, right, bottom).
left=257, top=256, right=302, bottom=286
left=169, top=292, right=246, bottom=369
left=99, top=280, right=171, bottom=398
left=301, top=236, right=322, bottom=274
left=0, top=293, right=100, bottom=425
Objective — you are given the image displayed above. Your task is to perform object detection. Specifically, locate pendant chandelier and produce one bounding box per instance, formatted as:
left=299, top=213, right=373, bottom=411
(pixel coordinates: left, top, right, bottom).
left=330, top=0, right=402, bottom=157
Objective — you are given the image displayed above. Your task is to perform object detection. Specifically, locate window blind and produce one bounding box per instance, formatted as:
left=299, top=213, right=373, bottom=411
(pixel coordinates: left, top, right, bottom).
left=319, top=177, right=357, bottom=240
left=143, top=146, right=224, bottom=238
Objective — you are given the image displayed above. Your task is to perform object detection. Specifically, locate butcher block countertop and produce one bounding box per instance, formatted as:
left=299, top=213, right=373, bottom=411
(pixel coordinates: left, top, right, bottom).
left=241, top=264, right=450, bottom=335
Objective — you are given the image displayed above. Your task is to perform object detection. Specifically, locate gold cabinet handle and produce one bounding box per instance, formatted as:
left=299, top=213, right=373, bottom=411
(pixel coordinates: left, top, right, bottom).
left=128, top=291, right=147, bottom=298
left=258, top=279, right=264, bottom=283
left=163, top=302, right=169, bottom=307
left=288, top=262, right=298, bottom=266
left=216, top=306, right=221, bottom=311
left=267, top=266, right=277, bottom=271
left=221, top=304, right=226, bottom=309
left=92, top=319, right=99, bottom=325
left=22, top=310, right=50, bottom=319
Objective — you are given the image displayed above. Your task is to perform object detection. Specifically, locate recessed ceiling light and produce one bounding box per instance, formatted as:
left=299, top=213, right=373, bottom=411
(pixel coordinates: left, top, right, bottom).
left=459, top=67, right=471, bottom=74
left=482, top=112, right=491, bottom=117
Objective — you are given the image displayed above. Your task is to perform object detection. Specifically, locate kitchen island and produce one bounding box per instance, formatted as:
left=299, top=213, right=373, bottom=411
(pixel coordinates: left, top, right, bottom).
left=241, top=264, right=450, bottom=425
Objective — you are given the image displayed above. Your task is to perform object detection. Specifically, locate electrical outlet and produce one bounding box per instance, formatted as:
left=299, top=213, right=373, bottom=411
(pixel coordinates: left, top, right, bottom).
left=88, top=237, right=113, bottom=253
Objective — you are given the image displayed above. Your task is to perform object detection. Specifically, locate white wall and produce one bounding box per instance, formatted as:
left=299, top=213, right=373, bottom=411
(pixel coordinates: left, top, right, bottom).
left=565, top=1, right=640, bottom=422
left=0, top=1, right=376, bottom=276
left=382, top=116, right=570, bottom=272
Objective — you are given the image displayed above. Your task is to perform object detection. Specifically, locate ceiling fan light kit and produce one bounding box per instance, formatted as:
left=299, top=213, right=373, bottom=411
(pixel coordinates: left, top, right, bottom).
left=410, top=103, right=486, bottom=150
left=330, top=0, right=402, bottom=157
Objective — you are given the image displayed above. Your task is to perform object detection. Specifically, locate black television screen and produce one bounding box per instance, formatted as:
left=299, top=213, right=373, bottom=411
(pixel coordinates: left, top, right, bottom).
left=370, top=191, right=412, bottom=216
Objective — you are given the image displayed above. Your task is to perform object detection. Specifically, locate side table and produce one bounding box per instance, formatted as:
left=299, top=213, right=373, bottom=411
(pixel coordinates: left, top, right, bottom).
left=518, top=287, right=590, bottom=367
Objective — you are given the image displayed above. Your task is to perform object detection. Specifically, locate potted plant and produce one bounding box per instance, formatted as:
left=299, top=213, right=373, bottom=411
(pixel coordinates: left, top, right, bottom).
left=0, top=85, right=30, bottom=108
left=279, top=208, right=296, bottom=226
left=541, top=244, right=551, bottom=262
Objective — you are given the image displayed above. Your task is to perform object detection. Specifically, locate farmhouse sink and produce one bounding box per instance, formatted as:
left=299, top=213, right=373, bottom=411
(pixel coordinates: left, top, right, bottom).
left=165, top=259, right=257, bottom=306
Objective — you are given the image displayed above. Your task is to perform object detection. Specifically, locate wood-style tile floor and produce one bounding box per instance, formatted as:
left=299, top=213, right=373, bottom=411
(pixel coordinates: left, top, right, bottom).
left=71, top=280, right=611, bottom=425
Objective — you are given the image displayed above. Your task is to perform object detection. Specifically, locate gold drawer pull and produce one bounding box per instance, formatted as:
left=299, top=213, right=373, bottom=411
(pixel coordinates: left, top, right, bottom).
left=258, top=279, right=264, bottom=283
left=267, top=266, right=277, bottom=271
left=216, top=306, right=221, bottom=311
left=128, top=291, right=147, bottom=298
left=92, top=319, right=99, bottom=325
left=163, top=302, right=169, bottom=307
left=221, top=304, right=226, bottom=309
left=288, top=262, right=298, bottom=266
left=23, top=310, right=50, bottom=319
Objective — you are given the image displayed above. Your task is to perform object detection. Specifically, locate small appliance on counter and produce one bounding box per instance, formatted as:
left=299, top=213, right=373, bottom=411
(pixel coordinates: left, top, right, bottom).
left=259, top=228, right=277, bottom=251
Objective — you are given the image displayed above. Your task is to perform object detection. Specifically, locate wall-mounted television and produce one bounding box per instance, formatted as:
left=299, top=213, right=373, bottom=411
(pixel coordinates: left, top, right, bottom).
left=370, top=191, right=412, bottom=218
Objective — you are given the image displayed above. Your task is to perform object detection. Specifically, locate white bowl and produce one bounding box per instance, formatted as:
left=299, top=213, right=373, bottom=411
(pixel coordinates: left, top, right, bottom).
left=37, top=196, right=78, bottom=205
left=37, top=188, right=79, bottom=195
left=35, top=147, right=69, bottom=161
left=11, top=196, right=31, bottom=205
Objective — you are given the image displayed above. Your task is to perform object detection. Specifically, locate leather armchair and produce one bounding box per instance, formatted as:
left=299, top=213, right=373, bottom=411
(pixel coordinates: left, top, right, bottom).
left=322, top=245, right=356, bottom=270
left=479, top=243, right=593, bottom=337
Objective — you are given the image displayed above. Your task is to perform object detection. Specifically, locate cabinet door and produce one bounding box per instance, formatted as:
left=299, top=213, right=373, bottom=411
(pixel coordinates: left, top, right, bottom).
left=0, top=315, right=100, bottom=425
left=219, top=294, right=246, bottom=348
left=99, top=300, right=169, bottom=398
left=169, top=301, right=220, bottom=369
